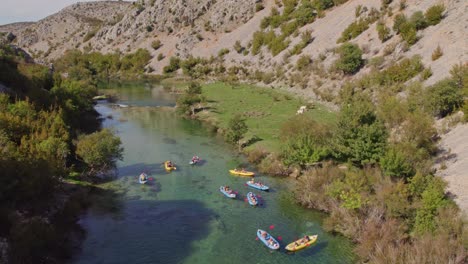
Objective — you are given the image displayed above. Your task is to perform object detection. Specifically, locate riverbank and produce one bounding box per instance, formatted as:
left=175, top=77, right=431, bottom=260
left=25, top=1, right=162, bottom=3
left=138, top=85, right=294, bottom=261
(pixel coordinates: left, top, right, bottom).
left=174, top=77, right=467, bottom=262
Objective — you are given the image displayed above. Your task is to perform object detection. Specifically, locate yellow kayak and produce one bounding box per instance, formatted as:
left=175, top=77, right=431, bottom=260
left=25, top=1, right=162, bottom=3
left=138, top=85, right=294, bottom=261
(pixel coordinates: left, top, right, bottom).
left=285, top=235, right=318, bottom=252
left=229, top=169, right=255, bottom=177
left=164, top=161, right=176, bottom=171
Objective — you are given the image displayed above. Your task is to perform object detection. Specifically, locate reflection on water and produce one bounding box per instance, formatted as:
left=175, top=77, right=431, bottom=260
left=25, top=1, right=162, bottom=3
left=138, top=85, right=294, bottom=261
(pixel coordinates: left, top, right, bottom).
left=73, top=82, right=355, bottom=264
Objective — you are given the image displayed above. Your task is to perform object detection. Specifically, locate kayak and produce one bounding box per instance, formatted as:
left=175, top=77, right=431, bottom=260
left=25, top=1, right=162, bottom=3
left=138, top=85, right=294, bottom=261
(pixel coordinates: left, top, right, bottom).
left=229, top=169, right=255, bottom=177
left=246, top=180, right=269, bottom=191
left=246, top=192, right=258, bottom=206
left=285, top=235, right=318, bottom=251
left=189, top=159, right=200, bottom=165
left=164, top=161, right=176, bottom=171
left=139, top=173, right=148, bottom=184
left=219, top=186, right=236, bottom=198
left=257, top=229, right=280, bottom=250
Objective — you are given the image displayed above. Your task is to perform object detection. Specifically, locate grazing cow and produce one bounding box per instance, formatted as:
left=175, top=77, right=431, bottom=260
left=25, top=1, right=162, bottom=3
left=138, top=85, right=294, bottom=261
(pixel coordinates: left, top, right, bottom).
left=296, top=106, right=307, bottom=114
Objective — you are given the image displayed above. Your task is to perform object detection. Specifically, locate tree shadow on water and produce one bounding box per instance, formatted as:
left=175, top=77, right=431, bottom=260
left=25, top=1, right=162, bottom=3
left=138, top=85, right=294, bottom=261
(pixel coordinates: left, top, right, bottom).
left=75, top=199, right=215, bottom=264
left=118, top=163, right=167, bottom=178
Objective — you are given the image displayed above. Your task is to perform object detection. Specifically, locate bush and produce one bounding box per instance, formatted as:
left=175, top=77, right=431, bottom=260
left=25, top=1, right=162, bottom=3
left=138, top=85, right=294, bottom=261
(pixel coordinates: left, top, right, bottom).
left=337, top=19, right=370, bottom=43
left=399, top=22, right=418, bottom=45
left=376, top=22, right=391, bottom=42
left=380, top=145, right=414, bottom=178
left=334, top=43, right=363, bottom=74
left=410, top=11, right=428, bottom=30
left=425, top=79, right=463, bottom=117
left=151, top=40, right=162, bottom=50
left=431, top=45, right=443, bottom=61
left=157, top=53, right=164, bottom=61
left=163, top=57, right=181, bottom=73
left=76, top=129, right=123, bottom=172
left=255, top=3, right=265, bottom=12
left=218, top=48, right=230, bottom=57
left=296, top=55, right=311, bottom=70
left=393, top=14, right=407, bottom=34
left=225, top=114, right=248, bottom=150
left=425, top=4, right=445, bottom=26
left=233, top=41, right=243, bottom=53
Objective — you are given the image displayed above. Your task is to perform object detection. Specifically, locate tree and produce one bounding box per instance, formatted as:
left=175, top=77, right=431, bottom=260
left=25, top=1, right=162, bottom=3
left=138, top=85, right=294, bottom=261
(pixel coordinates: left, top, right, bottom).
left=425, top=79, right=463, bottom=117
left=76, top=129, right=123, bottom=173
left=176, top=82, right=205, bottom=116
left=333, top=94, right=387, bottom=165
left=225, top=114, right=248, bottom=151
left=335, top=43, right=363, bottom=74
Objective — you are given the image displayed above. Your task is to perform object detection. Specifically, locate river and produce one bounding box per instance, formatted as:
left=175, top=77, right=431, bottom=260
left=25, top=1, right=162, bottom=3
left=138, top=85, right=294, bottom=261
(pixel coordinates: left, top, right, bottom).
left=72, top=82, right=355, bottom=264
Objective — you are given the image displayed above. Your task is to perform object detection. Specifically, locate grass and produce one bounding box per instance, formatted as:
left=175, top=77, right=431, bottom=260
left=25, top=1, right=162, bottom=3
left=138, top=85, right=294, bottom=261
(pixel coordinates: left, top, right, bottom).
left=198, top=82, right=337, bottom=152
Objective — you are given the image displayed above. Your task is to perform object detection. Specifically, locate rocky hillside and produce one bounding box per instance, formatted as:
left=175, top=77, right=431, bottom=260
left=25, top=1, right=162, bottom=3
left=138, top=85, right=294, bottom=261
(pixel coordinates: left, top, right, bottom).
left=1, top=0, right=466, bottom=87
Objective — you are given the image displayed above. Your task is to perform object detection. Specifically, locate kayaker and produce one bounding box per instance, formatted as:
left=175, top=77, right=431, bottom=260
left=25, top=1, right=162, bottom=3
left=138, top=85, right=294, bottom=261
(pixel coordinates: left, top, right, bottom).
left=167, top=161, right=173, bottom=167
left=301, top=236, right=310, bottom=243
left=140, top=173, right=146, bottom=181
left=261, top=231, right=267, bottom=238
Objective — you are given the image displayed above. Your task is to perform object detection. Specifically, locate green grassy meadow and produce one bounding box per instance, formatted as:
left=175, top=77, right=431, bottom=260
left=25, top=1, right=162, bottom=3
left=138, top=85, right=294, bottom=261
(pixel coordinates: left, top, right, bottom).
left=198, top=82, right=336, bottom=152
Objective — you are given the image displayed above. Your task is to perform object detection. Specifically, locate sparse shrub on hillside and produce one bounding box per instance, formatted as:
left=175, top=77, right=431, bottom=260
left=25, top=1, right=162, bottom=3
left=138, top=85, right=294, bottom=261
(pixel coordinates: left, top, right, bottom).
left=425, top=4, right=445, bottom=26
left=233, top=41, right=243, bottom=53
left=410, top=11, right=428, bottom=30
left=420, top=67, right=433, bottom=81
left=255, top=3, right=265, bottom=12
left=334, top=43, right=363, bottom=74
left=163, top=57, right=181, bottom=73
left=380, top=145, right=414, bottom=178
left=145, top=25, right=153, bottom=32
left=376, top=22, right=391, bottom=42
left=399, top=0, right=407, bottom=10
left=157, top=53, right=164, bottom=61
left=399, top=22, right=418, bottom=45
left=337, top=19, right=370, bottom=43
left=218, top=48, right=230, bottom=57
left=393, top=14, right=407, bottom=34
left=296, top=55, right=311, bottom=70
left=431, top=45, right=443, bottom=61
left=151, top=40, right=162, bottom=50
left=425, top=79, right=464, bottom=117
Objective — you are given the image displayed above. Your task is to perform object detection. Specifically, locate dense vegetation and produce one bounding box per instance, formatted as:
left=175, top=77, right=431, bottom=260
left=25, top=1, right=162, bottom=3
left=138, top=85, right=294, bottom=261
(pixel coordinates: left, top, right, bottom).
left=0, top=43, right=123, bottom=263
left=54, top=48, right=152, bottom=81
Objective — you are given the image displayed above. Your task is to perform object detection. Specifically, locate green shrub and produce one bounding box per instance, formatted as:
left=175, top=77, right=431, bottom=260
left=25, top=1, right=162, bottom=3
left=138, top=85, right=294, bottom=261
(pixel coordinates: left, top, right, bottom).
left=410, top=11, right=428, bottom=30
left=380, top=146, right=414, bottom=178
left=296, top=55, right=311, bottom=70
left=335, top=43, right=363, bottom=74
left=425, top=79, right=463, bottom=117
left=337, top=19, right=370, bottom=43
left=157, top=53, right=164, bottom=61
left=163, top=57, right=181, bottom=73
left=334, top=94, right=387, bottom=165
left=218, top=48, right=230, bottom=57
left=76, top=129, right=123, bottom=171
left=425, top=4, right=445, bottom=26
left=393, top=14, right=407, bottom=34
left=376, top=22, right=391, bottom=42
left=400, top=22, right=418, bottom=45
left=151, top=39, right=162, bottom=50
left=255, top=3, right=265, bottom=12
left=233, top=41, right=243, bottom=53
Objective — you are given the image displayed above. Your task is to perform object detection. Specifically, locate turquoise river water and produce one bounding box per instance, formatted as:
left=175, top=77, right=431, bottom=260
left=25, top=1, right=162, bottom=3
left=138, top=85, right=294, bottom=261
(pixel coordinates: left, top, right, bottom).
left=71, top=82, right=355, bottom=264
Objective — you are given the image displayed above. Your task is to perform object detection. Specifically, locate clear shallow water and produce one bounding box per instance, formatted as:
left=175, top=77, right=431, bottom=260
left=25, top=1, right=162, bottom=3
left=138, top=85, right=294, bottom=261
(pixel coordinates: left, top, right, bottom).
left=72, top=83, right=355, bottom=264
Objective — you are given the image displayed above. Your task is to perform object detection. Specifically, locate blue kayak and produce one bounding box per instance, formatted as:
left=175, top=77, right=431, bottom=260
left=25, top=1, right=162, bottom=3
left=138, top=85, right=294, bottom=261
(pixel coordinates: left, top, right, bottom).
left=246, top=180, right=269, bottom=191
left=139, top=173, right=148, bottom=184
left=257, top=229, right=280, bottom=250
left=247, top=192, right=258, bottom=206
left=220, top=186, right=236, bottom=198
